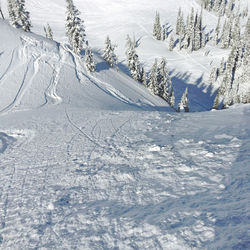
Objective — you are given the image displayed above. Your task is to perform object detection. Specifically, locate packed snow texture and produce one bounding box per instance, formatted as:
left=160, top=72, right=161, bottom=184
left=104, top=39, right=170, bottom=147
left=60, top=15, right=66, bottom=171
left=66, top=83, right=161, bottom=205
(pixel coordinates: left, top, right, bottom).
left=0, top=0, right=250, bottom=249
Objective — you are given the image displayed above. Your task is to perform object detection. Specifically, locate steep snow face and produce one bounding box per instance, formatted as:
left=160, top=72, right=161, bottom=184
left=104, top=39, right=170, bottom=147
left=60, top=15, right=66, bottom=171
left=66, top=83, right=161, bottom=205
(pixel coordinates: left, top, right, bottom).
left=0, top=20, right=168, bottom=114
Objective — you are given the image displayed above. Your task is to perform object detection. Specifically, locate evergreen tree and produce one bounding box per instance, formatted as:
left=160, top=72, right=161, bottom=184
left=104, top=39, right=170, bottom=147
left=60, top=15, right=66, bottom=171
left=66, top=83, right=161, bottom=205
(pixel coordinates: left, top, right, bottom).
left=244, top=15, right=250, bottom=41
left=7, top=0, right=18, bottom=27
left=103, top=36, right=117, bottom=67
left=208, top=0, right=213, bottom=11
left=180, top=12, right=185, bottom=36
left=221, top=19, right=232, bottom=48
left=148, top=59, right=158, bottom=94
left=158, top=58, right=168, bottom=98
left=212, top=45, right=243, bottom=109
left=194, top=10, right=203, bottom=50
left=243, top=6, right=248, bottom=18
left=214, top=16, right=221, bottom=45
left=17, top=0, right=31, bottom=32
left=125, top=34, right=135, bottom=56
left=219, top=0, right=226, bottom=16
left=162, top=25, right=167, bottom=40
left=85, top=46, right=96, bottom=72
left=213, top=89, right=221, bottom=109
left=219, top=57, right=225, bottom=75
left=226, top=0, right=235, bottom=17
left=169, top=34, right=174, bottom=51
left=153, top=11, right=162, bottom=40
left=199, top=9, right=204, bottom=48
left=187, top=8, right=195, bottom=51
left=44, top=23, right=53, bottom=40
left=232, top=16, right=241, bottom=47
left=141, top=67, right=147, bottom=87
left=7, top=0, right=31, bottom=31
left=178, top=34, right=182, bottom=50
left=169, top=89, right=175, bottom=107
left=65, top=0, right=86, bottom=55
left=160, top=58, right=174, bottom=106
left=178, top=88, right=189, bottom=112
left=176, top=7, right=182, bottom=35
left=213, top=0, right=222, bottom=13
left=209, top=67, right=219, bottom=84
left=126, top=34, right=142, bottom=82
left=129, top=50, right=142, bottom=82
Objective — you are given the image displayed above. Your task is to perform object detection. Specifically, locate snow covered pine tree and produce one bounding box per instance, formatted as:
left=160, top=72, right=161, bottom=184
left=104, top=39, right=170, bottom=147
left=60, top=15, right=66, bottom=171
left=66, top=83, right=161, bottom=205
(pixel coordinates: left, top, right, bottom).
left=44, top=23, right=53, bottom=40
left=103, top=36, right=117, bottom=68
left=7, top=0, right=31, bottom=32
left=85, top=46, right=96, bottom=72
left=153, top=11, right=162, bottom=40
left=125, top=35, right=143, bottom=82
left=178, top=88, right=189, bottom=112
left=65, top=0, right=86, bottom=55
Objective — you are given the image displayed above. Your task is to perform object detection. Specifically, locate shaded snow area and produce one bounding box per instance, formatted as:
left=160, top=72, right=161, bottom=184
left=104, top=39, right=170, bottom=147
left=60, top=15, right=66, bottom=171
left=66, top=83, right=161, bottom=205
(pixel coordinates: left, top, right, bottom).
left=0, top=0, right=250, bottom=248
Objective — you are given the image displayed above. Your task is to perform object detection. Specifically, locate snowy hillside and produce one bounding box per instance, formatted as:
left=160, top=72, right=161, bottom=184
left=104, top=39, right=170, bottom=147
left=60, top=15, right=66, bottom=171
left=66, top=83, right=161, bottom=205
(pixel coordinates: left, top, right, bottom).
left=0, top=0, right=250, bottom=249
left=0, top=20, right=168, bottom=113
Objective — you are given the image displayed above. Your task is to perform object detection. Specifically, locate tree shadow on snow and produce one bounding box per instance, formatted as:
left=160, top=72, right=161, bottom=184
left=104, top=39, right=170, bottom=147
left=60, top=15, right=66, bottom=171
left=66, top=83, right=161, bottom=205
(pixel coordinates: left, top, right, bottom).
left=170, top=70, right=216, bottom=112
left=96, top=61, right=110, bottom=72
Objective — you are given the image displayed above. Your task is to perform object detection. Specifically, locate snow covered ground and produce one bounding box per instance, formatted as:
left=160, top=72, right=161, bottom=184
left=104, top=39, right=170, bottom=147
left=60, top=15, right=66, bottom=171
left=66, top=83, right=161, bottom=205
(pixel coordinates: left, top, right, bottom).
left=0, top=0, right=250, bottom=249
left=1, top=102, right=249, bottom=249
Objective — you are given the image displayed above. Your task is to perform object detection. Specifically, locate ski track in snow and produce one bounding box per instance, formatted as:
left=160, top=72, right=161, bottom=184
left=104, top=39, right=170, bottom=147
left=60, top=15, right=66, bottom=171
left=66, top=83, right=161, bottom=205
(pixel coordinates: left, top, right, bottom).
left=0, top=108, right=248, bottom=249
left=0, top=48, right=17, bottom=83
left=0, top=61, right=31, bottom=114
left=43, top=46, right=63, bottom=105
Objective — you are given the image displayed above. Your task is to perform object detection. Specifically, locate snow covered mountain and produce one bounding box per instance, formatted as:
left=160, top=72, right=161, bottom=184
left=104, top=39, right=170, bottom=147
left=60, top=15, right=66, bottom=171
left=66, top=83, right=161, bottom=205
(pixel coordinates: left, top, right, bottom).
left=0, top=0, right=250, bottom=249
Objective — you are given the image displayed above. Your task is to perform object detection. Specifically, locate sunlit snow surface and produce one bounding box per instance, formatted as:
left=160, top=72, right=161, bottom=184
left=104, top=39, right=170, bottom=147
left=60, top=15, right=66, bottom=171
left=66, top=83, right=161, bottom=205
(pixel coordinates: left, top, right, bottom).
left=0, top=0, right=250, bottom=248
left=1, top=104, right=249, bottom=249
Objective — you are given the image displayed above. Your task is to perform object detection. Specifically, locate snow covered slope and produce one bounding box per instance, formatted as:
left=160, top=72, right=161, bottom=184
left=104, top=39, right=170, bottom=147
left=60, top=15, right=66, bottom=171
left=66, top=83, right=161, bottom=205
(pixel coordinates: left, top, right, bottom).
left=2, top=0, right=242, bottom=111
left=0, top=0, right=250, bottom=249
left=0, top=20, right=168, bottom=113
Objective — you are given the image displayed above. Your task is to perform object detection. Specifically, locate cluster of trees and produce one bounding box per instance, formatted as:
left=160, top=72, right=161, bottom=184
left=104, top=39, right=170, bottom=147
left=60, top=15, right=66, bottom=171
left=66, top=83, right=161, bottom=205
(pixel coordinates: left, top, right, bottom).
left=214, top=13, right=249, bottom=49
left=142, top=56, right=190, bottom=112
left=125, top=34, right=190, bottom=111
left=201, top=0, right=248, bottom=18
left=212, top=19, right=250, bottom=109
left=7, top=0, right=31, bottom=32
left=207, top=2, right=250, bottom=109
left=202, top=0, right=234, bottom=16
left=153, top=8, right=205, bottom=52
left=175, top=7, right=205, bottom=51
left=147, top=58, right=175, bottom=107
